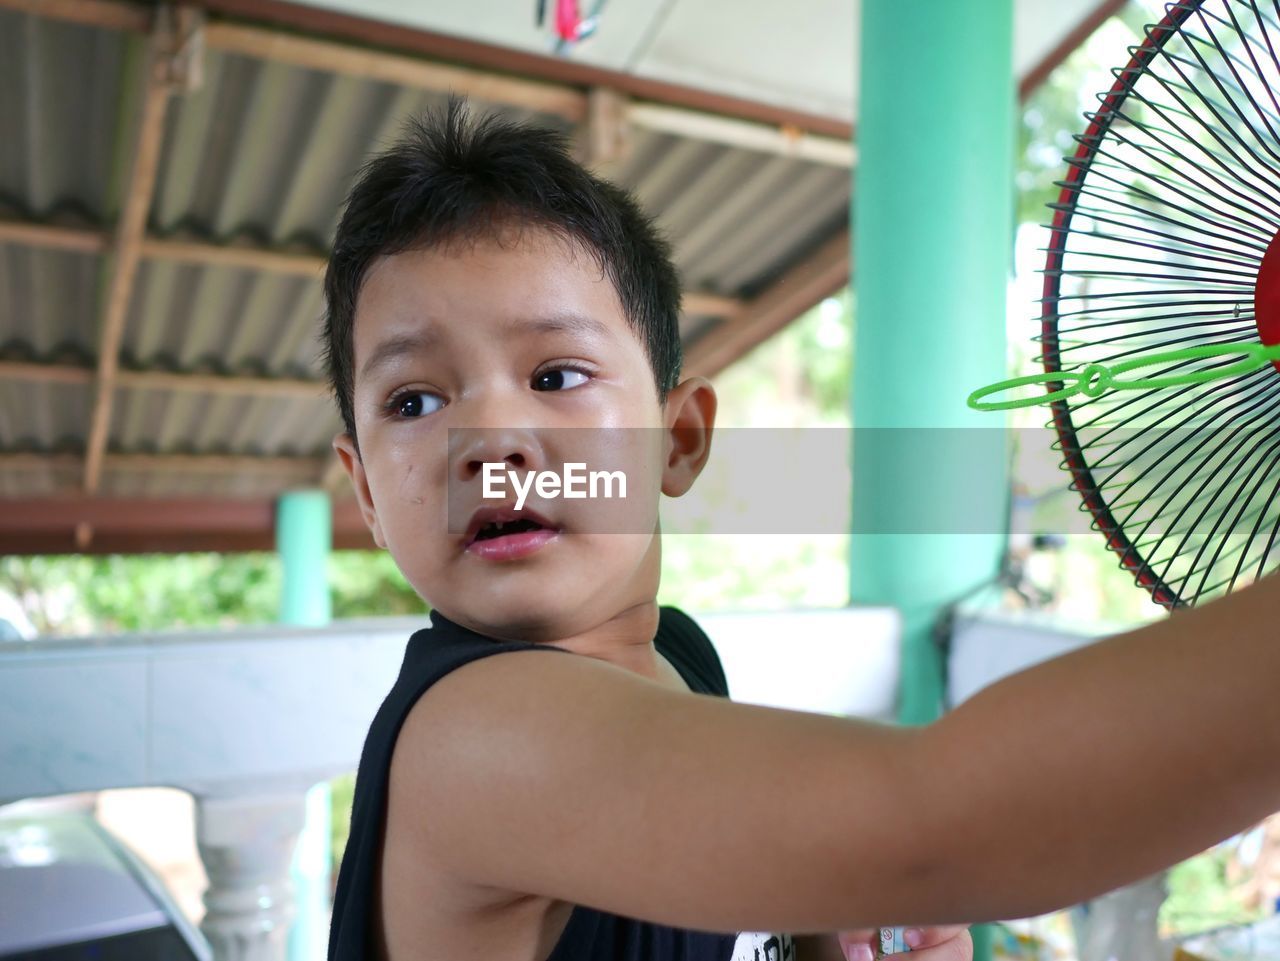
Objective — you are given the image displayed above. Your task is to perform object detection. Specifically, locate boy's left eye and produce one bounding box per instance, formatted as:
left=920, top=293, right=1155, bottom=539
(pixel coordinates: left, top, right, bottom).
left=532, top=367, right=590, bottom=391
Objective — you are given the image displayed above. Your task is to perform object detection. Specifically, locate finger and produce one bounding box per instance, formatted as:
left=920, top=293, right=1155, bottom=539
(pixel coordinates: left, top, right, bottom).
left=900, top=926, right=971, bottom=951
left=835, top=929, right=877, bottom=961
left=887, top=927, right=972, bottom=961
left=836, top=929, right=876, bottom=948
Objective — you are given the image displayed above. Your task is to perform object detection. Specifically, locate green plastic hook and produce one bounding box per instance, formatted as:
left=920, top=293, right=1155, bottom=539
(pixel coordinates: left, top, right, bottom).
left=967, top=342, right=1280, bottom=411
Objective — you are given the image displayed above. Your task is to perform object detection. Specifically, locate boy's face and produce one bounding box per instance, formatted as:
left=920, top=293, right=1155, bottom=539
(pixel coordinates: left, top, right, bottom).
left=333, top=227, right=714, bottom=641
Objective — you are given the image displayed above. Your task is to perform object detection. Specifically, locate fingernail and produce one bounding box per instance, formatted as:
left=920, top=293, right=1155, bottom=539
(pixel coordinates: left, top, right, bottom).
left=904, top=929, right=923, bottom=949
left=847, top=945, right=874, bottom=961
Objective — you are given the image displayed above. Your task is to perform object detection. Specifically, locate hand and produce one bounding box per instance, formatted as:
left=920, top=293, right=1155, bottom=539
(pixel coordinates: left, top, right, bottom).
left=836, top=926, right=972, bottom=961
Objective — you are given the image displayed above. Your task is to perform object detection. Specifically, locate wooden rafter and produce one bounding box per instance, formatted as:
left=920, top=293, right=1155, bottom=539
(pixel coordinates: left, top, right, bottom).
left=0, top=220, right=105, bottom=253
left=0, top=0, right=150, bottom=32
left=190, top=0, right=856, bottom=138
left=0, top=0, right=1119, bottom=154
left=627, top=104, right=854, bottom=168
left=203, top=20, right=587, bottom=121
left=3, top=451, right=324, bottom=479
left=0, top=220, right=744, bottom=314
left=0, top=360, right=95, bottom=387
left=0, top=0, right=851, bottom=160
left=116, top=367, right=325, bottom=398
left=0, top=359, right=327, bottom=397
left=140, top=235, right=324, bottom=276
left=82, top=7, right=187, bottom=494
left=0, top=494, right=374, bottom=555
left=578, top=87, right=631, bottom=173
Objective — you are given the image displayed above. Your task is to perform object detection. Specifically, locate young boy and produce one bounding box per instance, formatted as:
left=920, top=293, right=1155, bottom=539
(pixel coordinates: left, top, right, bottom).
left=322, top=99, right=1280, bottom=961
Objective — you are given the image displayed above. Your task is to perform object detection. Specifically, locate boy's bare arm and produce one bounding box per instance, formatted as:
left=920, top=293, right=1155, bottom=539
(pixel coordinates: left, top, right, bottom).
left=394, top=574, right=1280, bottom=935
left=908, top=572, right=1280, bottom=924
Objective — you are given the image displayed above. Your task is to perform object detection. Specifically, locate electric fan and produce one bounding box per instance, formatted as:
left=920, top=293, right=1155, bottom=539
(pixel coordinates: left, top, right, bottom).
left=971, top=0, right=1280, bottom=609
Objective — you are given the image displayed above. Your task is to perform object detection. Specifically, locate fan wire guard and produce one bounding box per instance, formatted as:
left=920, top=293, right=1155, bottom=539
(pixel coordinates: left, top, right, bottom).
left=1040, top=0, right=1280, bottom=608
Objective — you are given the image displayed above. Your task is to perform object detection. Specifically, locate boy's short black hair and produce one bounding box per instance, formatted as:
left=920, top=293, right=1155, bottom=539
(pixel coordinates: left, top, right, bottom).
left=322, top=97, right=684, bottom=448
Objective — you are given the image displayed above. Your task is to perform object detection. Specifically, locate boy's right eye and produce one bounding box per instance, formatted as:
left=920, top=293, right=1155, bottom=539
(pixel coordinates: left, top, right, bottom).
left=389, top=391, right=445, bottom=418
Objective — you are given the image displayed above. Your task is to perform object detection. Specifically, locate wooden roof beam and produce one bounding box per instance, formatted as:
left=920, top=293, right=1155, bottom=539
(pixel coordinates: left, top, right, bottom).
left=3, top=451, right=325, bottom=479
left=3, top=0, right=1124, bottom=143
left=0, top=0, right=150, bottom=31
left=627, top=103, right=855, bottom=168
left=83, top=6, right=202, bottom=495
left=577, top=87, right=631, bottom=175
left=140, top=235, right=324, bottom=276
left=0, top=495, right=374, bottom=555
left=0, top=220, right=105, bottom=253
left=2, top=2, right=853, bottom=159
left=0, top=359, right=327, bottom=397
left=203, top=20, right=587, bottom=121
left=0, top=220, right=746, bottom=319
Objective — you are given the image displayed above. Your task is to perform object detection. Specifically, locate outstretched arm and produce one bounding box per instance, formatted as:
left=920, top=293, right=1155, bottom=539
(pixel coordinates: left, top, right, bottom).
left=395, top=573, right=1280, bottom=934
left=902, top=573, right=1280, bottom=924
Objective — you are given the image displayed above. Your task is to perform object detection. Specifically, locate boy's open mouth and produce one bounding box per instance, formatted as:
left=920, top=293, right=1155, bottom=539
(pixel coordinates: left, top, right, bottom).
left=463, top=505, right=561, bottom=555
left=474, top=518, right=544, bottom=541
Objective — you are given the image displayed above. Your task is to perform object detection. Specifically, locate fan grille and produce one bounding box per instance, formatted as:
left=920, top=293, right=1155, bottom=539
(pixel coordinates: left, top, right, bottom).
left=1041, top=0, right=1280, bottom=608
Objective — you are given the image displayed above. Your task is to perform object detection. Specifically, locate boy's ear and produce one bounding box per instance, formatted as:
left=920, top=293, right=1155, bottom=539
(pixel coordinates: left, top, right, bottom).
left=661, top=376, right=717, bottom=498
left=332, top=432, right=386, bottom=549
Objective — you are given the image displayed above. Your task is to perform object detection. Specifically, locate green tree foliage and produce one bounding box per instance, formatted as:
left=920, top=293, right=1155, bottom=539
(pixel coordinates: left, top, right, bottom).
left=0, top=550, right=425, bottom=637
left=1016, top=11, right=1150, bottom=225
left=1160, top=844, right=1270, bottom=937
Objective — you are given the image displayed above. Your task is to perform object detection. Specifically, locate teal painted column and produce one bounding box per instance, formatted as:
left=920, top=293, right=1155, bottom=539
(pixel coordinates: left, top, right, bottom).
left=277, top=490, right=333, bottom=961
left=851, top=3, right=1013, bottom=957
left=279, top=490, right=332, bottom=627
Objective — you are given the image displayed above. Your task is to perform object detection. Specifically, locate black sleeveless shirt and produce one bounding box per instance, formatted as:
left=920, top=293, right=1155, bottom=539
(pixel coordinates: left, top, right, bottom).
left=328, top=606, right=796, bottom=961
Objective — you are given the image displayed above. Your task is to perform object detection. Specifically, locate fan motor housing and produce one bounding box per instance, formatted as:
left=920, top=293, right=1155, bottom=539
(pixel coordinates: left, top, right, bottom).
left=1255, top=229, right=1280, bottom=372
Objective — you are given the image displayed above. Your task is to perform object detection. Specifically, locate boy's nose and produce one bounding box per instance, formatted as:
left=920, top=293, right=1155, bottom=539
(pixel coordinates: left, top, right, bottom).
left=451, top=425, right=545, bottom=482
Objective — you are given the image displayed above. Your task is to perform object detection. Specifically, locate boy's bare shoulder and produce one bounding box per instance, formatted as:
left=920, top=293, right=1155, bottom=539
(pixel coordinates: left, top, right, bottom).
left=379, top=643, right=932, bottom=938
left=378, top=650, right=581, bottom=960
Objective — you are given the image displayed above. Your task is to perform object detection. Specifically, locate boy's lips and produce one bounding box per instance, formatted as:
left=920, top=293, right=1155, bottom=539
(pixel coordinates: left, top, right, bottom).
left=461, top=504, right=560, bottom=549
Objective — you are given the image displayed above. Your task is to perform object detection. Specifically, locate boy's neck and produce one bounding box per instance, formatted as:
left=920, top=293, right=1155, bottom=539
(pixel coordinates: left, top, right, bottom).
left=440, top=598, right=669, bottom=680
left=541, top=598, right=664, bottom=677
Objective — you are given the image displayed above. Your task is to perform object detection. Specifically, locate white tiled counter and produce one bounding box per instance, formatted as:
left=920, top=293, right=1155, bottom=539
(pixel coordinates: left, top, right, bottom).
left=0, top=606, right=908, bottom=961
left=0, top=617, right=418, bottom=961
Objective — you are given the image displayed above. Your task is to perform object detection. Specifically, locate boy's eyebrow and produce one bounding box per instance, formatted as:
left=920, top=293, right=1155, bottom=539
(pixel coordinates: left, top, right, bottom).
left=360, top=331, right=441, bottom=380
left=360, top=313, right=613, bottom=379
left=515, top=312, right=612, bottom=340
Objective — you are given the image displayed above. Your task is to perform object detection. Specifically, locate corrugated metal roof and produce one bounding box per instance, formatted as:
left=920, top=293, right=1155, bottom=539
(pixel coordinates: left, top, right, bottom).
left=0, top=14, right=127, bottom=221
left=0, top=382, right=94, bottom=451
left=122, top=260, right=326, bottom=376
left=0, top=4, right=851, bottom=506
left=0, top=247, right=101, bottom=357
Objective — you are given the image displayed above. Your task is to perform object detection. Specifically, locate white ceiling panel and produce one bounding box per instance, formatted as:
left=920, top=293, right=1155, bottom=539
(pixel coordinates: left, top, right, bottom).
left=631, top=0, right=855, bottom=121
left=1013, top=0, right=1115, bottom=77
left=284, top=0, right=1129, bottom=124
left=287, top=0, right=670, bottom=67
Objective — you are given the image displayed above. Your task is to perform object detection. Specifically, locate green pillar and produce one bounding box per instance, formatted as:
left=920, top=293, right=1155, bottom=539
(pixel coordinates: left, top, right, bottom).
left=279, top=489, right=332, bottom=627
left=277, top=489, right=332, bottom=961
left=851, top=3, right=1013, bottom=956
